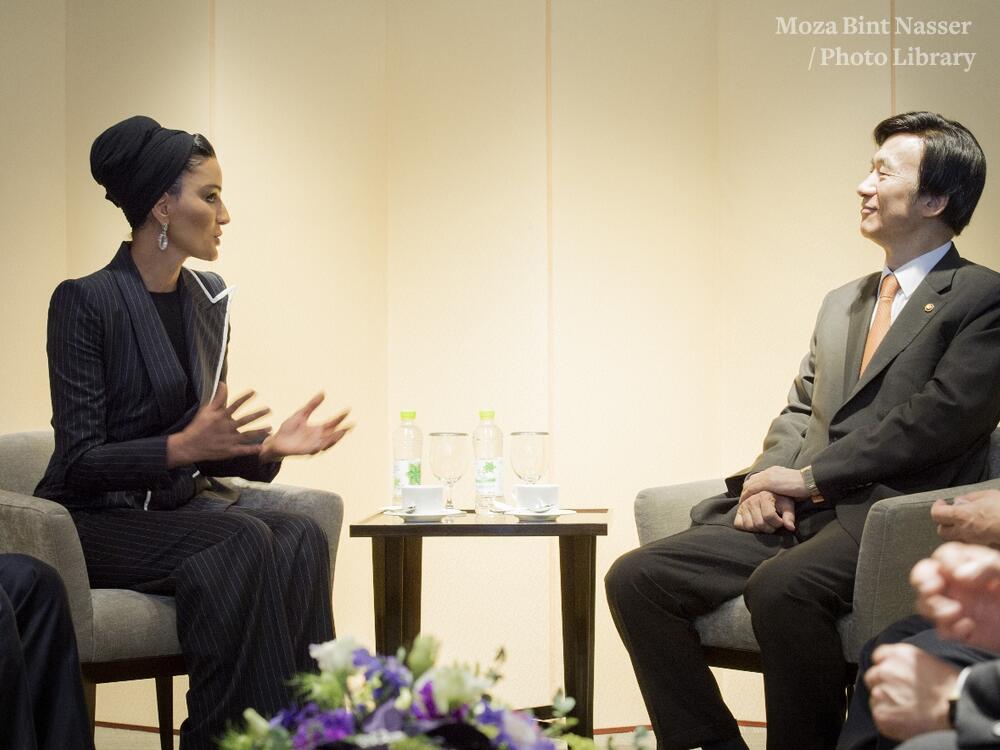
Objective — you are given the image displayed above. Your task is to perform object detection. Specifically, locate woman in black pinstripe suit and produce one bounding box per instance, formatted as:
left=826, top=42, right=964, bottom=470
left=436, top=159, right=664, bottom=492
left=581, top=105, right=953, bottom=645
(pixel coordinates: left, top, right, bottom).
left=35, top=115, right=351, bottom=749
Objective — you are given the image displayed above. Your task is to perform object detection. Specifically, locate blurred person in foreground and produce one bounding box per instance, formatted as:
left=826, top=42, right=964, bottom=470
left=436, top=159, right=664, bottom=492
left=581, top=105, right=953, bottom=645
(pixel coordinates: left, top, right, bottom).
left=843, top=489, right=1000, bottom=750
left=0, top=554, right=93, bottom=750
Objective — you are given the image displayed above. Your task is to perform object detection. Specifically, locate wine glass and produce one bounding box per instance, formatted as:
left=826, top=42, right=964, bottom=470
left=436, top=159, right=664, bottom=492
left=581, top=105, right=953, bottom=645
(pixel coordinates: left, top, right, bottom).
left=429, top=432, right=469, bottom=510
left=510, top=431, right=549, bottom=484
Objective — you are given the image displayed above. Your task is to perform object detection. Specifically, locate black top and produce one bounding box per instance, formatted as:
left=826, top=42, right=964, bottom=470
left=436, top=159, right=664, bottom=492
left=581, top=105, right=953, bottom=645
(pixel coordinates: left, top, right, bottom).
left=150, top=288, right=198, bottom=410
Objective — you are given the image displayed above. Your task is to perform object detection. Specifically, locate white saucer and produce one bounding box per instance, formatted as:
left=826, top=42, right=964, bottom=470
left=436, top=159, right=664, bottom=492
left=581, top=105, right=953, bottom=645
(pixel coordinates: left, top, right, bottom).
left=508, top=508, right=575, bottom=521
left=384, top=508, right=465, bottom=522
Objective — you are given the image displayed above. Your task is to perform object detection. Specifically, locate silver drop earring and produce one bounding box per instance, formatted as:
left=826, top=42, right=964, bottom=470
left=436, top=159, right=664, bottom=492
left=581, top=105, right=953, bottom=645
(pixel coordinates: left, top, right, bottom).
left=158, top=222, right=169, bottom=251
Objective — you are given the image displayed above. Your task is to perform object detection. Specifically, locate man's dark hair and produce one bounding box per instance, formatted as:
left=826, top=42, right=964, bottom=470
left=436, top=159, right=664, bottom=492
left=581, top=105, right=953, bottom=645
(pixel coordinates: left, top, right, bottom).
left=874, top=111, right=986, bottom=235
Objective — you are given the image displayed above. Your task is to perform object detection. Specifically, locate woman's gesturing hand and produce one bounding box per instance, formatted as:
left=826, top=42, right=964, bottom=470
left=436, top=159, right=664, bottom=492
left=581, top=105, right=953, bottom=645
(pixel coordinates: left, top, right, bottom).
left=259, top=393, right=352, bottom=463
left=167, top=383, right=272, bottom=467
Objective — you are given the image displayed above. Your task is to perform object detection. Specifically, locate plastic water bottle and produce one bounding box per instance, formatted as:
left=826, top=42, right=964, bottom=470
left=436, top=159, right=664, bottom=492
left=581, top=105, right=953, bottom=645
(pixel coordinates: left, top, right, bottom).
left=473, top=410, right=503, bottom=510
left=392, top=411, right=422, bottom=502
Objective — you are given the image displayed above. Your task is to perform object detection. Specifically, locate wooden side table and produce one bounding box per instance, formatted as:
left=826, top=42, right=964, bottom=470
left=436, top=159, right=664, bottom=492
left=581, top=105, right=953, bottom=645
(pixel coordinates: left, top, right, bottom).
left=350, top=509, right=609, bottom=736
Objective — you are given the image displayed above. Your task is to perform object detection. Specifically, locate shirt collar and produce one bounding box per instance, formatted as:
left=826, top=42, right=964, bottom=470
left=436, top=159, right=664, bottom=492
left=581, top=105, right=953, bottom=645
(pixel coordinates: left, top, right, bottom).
left=881, top=241, right=952, bottom=299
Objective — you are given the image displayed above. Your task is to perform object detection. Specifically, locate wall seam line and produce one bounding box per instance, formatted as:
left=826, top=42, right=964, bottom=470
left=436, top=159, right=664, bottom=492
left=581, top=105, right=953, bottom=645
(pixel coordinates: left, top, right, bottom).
left=889, top=0, right=897, bottom=113
left=208, top=0, right=216, bottom=137
left=545, top=0, right=555, bottom=465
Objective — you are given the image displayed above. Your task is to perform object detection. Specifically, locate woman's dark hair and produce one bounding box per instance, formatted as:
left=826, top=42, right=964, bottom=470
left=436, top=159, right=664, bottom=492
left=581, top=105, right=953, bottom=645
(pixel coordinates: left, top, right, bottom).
left=874, top=111, right=986, bottom=235
left=166, top=133, right=217, bottom=197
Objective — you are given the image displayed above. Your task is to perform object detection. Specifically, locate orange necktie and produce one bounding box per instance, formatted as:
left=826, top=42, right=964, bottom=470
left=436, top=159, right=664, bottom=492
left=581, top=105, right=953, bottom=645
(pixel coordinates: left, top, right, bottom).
left=860, top=273, right=900, bottom=375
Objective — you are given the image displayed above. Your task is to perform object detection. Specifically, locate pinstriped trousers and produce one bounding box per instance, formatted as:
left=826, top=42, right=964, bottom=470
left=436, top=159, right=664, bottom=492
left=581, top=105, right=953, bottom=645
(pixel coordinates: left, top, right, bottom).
left=72, top=499, right=334, bottom=750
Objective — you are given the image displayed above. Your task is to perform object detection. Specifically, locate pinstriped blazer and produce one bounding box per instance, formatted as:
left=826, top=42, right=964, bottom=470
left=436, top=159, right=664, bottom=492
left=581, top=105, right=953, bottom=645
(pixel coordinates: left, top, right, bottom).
left=35, top=242, right=279, bottom=512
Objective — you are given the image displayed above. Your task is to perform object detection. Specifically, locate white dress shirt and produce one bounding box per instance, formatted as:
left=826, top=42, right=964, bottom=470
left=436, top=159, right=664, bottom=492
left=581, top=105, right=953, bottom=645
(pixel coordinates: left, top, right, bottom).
left=873, top=241, right=953, bottom=326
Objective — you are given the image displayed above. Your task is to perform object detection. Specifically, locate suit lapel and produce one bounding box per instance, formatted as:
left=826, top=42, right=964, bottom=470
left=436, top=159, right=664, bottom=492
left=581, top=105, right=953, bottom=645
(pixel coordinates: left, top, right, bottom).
left=180, top=268, right=234, bottom=405
left=845, top=246, right=959, bottom=401
left=108, top=243, right=235, bottom=426
left=842, top=274, right=879, bottom=399
left=108, top=242, right=187, bottom=422
left=108, top=243, right=189, bottom=425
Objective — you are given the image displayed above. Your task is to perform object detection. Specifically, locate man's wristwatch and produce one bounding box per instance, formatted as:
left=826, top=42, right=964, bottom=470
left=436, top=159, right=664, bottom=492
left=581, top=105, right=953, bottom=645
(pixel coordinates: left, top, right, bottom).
left=947, top=694, right=958, bottom=727
left=948, top=667, right=971, bottom=727
left=800, top=466, right=825, bottom=503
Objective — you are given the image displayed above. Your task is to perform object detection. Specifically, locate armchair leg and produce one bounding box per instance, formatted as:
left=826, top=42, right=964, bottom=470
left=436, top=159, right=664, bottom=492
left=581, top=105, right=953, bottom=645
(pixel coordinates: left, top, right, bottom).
left=83, top=678, right=97, bottom=741
left=155, top=676, right=174, bottom=750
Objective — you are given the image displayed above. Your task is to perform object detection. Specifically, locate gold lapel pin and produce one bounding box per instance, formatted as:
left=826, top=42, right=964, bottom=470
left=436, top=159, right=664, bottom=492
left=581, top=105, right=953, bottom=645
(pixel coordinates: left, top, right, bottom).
left=924, top=303, right=935, bottom=312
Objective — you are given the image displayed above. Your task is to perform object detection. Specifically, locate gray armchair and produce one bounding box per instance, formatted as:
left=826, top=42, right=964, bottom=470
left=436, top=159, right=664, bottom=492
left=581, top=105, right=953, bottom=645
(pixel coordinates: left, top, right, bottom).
left=633, top=430, right=1000, bottom=675
left=0, top=430, right=344, bottom=750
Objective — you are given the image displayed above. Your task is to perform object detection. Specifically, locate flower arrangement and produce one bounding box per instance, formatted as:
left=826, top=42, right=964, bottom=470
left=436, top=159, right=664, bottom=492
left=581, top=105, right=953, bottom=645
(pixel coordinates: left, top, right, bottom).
left=219, top=635, right=597, bottom=750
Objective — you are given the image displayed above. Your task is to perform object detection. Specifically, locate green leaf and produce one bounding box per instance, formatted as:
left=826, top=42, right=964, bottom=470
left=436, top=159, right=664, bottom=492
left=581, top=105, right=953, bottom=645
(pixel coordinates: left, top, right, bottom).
left=633, top=725, right=653, bottom=748
left=407, top=634, right=440, bottom=680
left=563, top=733, right=598, bottom=750
left=292, top=672, right=345, bottom=709
left=407, top=464, right=421, bottom=484
left=218, top=719, right=292, bottom=750
left=388, top=737, right=439, bottom=750
left=552, top=689, right=576, bottom=717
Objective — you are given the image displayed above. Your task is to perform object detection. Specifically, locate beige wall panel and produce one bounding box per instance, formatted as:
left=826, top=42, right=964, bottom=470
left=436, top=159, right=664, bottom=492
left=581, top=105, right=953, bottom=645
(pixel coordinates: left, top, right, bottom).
left=715, top=0, right=892, bottom=476
left=386, top=0, right=553, bottom=707
left=62, top=0, right=213, bottom=728
left=893, top=0, right=1000, bottom=271
left=57, top=0, right=387, bottom=729
left=550, top=0, right=722, bottom=728
left=18, top=0, right=993, bottom=738
left=0, top=0, right=66, bottom=433
left=65, top=0, right=212, bottom=279
left=211, top=0, right=388, bottom=693
left=711, top=0, right=892, bottom=725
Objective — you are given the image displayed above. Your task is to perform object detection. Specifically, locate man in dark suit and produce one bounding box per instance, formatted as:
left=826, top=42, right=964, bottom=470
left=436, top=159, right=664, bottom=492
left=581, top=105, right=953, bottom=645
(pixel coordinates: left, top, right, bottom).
left=606, top=111, right=1000, bottom=750
left=863, top=536, right=1000, bottom=750
left=0, top=554, right=93, bottom=750
left=838, top=489, right=1000, bottom=750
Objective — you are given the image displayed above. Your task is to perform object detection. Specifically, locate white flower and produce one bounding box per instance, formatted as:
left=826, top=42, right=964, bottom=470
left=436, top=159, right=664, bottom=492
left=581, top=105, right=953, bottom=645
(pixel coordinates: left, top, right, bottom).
left=353, top=730, right=408, bottom=748
left=416, top=664, right=491, bottom=714
left=310, top=637, right=362, bottom=675
left=502, top=711, right=544, bottom=748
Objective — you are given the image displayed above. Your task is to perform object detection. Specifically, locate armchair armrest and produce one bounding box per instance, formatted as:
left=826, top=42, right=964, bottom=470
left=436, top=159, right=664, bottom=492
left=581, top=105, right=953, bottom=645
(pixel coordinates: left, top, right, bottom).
left=635, top=479, right=726, bottom=546
left=229, top=479, right=345, bottom=581
left=0, top=489, right=95, bottom=657
left=846, top=477, right=1000, bottom=656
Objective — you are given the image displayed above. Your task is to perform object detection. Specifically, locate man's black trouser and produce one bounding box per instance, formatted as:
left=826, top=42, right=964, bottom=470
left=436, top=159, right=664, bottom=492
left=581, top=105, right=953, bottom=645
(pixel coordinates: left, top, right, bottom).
left=606, top=504, right=858, bottom=750
left=0, top=553, right=94, bottom=750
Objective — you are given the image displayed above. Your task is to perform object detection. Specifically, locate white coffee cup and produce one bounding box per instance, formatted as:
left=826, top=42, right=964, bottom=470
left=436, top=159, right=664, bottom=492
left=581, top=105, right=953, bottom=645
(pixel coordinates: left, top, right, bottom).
left=401, top=485, right=445, bottom=513
left=512, top=483, right=559, bottom=511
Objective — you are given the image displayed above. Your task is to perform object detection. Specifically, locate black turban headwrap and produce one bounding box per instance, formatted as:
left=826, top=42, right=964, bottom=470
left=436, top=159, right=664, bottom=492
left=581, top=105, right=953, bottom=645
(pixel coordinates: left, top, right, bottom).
left=90, top=115, right=196, bottom=228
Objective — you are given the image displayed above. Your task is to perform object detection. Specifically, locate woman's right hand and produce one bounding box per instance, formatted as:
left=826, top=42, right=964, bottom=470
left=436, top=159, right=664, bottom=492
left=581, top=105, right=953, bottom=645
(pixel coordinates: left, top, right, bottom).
left=166, top=383, right=272, bottom=467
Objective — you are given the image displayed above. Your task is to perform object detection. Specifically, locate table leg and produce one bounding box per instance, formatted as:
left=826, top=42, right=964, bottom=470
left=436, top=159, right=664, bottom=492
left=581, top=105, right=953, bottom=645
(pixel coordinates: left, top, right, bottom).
left=559, top=534, right=597, bottom=737
left=372, top=536, right=423, bottom=655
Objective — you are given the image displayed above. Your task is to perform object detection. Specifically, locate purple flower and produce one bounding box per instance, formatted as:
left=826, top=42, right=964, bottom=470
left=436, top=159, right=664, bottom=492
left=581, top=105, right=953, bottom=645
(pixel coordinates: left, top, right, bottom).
left=352, top=647, right=378, bottom=671
left=352, top=652, right=413, bottom=703
left=475, top=701, right=506, bottom=730
left=376, top=656, right=413, bottom=701
left=290, top=706, right=355, bottom=749
left=362, top=699, right=406, bottom=733
left=271, top=706, right=302, bottom=731
left=478, top=706, right=556, bottom=750
left=412, top=679, right=444, bottom=720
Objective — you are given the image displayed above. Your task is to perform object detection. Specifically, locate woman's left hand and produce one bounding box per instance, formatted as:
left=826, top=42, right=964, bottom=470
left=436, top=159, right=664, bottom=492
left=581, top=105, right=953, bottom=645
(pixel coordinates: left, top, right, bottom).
left=259, top=393, right=352, bottom=463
